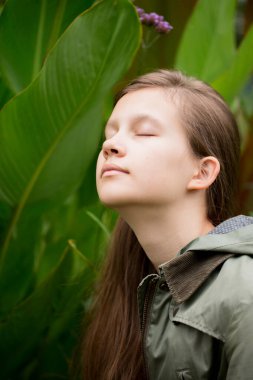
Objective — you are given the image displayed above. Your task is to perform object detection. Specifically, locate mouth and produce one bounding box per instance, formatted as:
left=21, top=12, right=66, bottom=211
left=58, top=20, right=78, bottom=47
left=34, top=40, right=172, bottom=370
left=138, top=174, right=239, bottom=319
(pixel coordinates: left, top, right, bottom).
left=101, top=163, right=129, bottom=177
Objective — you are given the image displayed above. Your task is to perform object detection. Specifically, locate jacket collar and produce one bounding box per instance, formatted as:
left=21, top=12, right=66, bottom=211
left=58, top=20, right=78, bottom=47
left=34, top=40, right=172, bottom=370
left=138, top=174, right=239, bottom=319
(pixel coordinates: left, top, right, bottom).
left=162, top=250, right=234, bottom=304
left=160, top=215, right=253, bottom=304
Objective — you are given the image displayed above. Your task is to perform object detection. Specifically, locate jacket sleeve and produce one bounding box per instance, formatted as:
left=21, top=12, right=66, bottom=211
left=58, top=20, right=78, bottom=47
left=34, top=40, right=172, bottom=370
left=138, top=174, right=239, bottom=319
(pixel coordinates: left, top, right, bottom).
left=225, top=285, right=253, bottom=379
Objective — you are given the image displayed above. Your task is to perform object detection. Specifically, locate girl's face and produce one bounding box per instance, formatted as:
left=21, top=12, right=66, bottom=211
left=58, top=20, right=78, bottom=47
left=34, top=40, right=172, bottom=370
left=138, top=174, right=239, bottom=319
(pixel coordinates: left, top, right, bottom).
left=96, top=88, right=199, bottom=210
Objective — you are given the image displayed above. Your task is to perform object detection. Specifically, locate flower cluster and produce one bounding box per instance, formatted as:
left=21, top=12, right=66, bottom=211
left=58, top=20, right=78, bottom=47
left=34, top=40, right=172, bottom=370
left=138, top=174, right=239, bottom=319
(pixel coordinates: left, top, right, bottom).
left=136, top=7, right=173, bottom=34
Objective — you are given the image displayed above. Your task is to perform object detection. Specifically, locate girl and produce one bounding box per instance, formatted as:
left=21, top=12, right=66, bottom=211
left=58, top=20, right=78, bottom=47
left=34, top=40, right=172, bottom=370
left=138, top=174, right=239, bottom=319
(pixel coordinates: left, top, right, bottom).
left=79, top=70, right=253, bottom=379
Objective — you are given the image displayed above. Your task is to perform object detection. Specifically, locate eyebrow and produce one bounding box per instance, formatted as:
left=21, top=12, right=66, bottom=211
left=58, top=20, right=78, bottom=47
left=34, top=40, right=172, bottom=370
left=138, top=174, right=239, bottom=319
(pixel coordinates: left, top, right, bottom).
left=105, top=114, right=163, bottom=129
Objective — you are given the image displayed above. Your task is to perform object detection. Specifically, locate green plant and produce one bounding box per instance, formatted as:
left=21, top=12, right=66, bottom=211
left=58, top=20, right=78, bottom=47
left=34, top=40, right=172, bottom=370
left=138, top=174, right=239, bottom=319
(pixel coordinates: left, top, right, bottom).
left=0, top=0, right=141, bottom=378
left=0, top=0, right=252, bottom=378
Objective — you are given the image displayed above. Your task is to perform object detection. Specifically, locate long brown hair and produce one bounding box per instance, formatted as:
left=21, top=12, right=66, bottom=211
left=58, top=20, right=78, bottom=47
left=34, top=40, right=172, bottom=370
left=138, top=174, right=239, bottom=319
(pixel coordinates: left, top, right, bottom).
left=77, top=69, right=240, bottom=379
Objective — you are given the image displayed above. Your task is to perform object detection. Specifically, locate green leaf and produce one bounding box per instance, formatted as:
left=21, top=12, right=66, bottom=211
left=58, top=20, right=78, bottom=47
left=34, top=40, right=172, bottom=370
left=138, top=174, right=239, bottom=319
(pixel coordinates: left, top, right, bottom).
left=45, top=240, right=95, bottom=342
left=0, top=0, right=95, bottom=93
left=0, top=76, right=12, bottom=109
left=85, top=210, right=111, bottom=239
left=0, top=194, right=110, bottom=317
left=0, top=0, right=141, bottom=258
left=0, top=206, right=44, bottom=316
left=68, top=203, right=117, bottom=263
left=212, top=25, right=253, bottom=103
left=0, top=201, right=12, bottom=244
left=175, top=0, right=236, bottom=82
left=0, top=241, right=92, bottom=378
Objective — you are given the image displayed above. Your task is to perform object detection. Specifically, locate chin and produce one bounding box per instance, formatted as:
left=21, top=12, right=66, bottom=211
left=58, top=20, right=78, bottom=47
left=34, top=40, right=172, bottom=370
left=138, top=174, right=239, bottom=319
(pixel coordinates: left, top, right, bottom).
left=98, top=192, right=135, bottom=209
left=99, top=197, right=126, bottom=209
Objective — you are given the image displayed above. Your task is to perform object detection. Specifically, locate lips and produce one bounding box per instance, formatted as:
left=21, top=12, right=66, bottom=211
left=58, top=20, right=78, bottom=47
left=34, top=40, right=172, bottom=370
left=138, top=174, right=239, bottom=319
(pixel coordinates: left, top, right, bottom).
left=101, top=163, right=129, bottom=177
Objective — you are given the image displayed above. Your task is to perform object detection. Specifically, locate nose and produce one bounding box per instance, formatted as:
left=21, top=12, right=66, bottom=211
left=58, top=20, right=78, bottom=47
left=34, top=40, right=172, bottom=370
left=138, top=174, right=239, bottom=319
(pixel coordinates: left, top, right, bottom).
left=102, top=137, right=125, bottom=159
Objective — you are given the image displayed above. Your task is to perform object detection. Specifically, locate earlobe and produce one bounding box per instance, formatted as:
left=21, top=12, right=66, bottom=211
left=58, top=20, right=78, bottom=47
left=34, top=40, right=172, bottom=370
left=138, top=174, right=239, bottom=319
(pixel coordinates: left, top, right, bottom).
left=187, top=156, right=220, bottom=190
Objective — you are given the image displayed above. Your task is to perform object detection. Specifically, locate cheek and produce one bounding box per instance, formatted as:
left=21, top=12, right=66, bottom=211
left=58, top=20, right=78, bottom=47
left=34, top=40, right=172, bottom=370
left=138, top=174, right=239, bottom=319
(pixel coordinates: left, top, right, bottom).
left=165, top=151, right=196, bottom=185
left=134, top=151, right=169, bottom=188
left=156, top=148, right=195, bottom=185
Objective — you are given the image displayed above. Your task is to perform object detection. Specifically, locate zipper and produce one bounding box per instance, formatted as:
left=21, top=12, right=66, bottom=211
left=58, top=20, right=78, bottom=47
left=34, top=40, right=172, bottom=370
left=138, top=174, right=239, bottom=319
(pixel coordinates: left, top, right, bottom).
left=141, top=278, right=158, bottom=380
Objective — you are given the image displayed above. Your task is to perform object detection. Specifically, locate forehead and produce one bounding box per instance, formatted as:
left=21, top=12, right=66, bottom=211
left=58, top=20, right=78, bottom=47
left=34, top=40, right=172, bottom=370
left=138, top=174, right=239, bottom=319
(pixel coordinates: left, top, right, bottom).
left=108, top=88, right=179, bottom=125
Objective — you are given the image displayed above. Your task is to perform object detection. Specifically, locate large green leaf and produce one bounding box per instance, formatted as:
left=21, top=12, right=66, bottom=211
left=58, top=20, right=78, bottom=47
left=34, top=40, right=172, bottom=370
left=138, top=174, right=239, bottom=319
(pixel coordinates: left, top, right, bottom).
left=0, top=0, right=141, bottom=257
left=0, top=241, right=93, bottom=378
left=212, top=25, right=253, bottom=103
left=175, top=0, right=236, bottom=82
left=0, top=76, right=12, bottom=108
left=0, top=0, right=95, bottom=93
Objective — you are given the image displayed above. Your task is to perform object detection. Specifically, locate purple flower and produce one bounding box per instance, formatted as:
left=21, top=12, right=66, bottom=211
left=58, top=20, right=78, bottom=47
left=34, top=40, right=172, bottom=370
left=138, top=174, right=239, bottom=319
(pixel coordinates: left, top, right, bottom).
left=135, top=6, right=173, bottom=35
left=149, top=12, right=164, bottom=26
left=155, top=21, right=173, bottom=34
left=136, top=6, right=145, bottom=16
left=142, top=13, right=153, bottom=26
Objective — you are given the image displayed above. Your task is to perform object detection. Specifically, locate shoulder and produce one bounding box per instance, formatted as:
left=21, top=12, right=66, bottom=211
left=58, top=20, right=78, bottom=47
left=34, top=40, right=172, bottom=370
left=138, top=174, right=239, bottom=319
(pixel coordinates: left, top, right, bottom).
left=173, top=254, right=253, bottom=341
left=215, top=254, right=253, bottom=303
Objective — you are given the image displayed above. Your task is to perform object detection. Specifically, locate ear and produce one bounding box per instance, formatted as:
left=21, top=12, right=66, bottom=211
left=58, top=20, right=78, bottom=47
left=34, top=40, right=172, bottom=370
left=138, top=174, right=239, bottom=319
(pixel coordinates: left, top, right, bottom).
left=187, top=156, right=220, bottom=190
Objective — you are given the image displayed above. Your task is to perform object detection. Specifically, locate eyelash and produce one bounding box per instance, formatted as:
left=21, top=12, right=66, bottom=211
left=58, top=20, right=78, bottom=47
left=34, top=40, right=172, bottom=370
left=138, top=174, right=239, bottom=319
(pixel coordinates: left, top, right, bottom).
left=103, top=133, right=155, bottom=141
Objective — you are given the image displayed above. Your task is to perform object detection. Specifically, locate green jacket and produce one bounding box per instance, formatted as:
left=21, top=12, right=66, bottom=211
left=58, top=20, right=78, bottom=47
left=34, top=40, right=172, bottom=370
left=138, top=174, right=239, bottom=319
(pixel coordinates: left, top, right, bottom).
left=138, top=216, right=253, bottom=380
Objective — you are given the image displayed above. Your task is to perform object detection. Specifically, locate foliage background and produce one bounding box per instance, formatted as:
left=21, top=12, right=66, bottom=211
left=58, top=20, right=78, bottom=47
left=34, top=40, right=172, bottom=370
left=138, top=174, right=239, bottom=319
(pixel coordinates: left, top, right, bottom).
left=0, top=0, right=252, bottom=378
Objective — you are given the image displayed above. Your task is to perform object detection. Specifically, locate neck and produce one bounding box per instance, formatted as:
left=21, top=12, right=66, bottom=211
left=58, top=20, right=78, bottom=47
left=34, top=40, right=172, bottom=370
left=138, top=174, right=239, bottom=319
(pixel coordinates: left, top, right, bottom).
left=118, top=200, right=214, bottom=270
